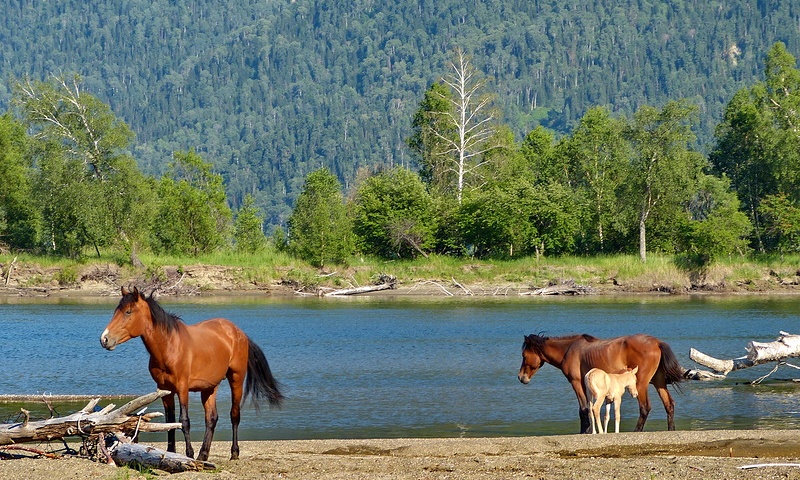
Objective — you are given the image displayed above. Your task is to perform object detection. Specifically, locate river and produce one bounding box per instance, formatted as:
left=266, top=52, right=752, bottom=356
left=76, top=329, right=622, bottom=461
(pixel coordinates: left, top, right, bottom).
left=0, top=294, right=798, bottom=440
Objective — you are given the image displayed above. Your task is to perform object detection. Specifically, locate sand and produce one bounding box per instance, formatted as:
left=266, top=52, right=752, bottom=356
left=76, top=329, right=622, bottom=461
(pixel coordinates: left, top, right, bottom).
left=3, top=430, right=800, bottom=479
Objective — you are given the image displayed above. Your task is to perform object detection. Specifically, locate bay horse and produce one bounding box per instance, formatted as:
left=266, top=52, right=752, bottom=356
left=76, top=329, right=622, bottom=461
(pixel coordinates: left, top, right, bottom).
left=100, top=287, right=283, bottom=461
left=584, top=366, right=638, bottom=434
left=518, top=333, right=684, bottom=433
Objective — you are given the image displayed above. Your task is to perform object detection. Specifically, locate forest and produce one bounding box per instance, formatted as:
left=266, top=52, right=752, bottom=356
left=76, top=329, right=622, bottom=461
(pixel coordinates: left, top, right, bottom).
left=1, top=0, right=799, bottom=227
left=1, top=42, right=799, bottom=268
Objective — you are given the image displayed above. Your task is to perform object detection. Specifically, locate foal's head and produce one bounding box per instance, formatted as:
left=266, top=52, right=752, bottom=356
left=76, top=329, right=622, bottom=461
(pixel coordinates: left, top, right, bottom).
left=622, top=366, right=639, bottom=398
left=100, top=286, right=158, bottom=350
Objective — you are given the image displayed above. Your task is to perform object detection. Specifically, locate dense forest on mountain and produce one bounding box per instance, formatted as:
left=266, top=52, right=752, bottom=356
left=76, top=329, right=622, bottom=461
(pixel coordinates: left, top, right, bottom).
left=1, top=0, right=799, bottom=226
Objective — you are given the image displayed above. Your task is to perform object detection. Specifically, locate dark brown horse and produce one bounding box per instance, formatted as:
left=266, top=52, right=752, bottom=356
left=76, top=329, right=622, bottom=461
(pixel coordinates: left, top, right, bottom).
left=100, top=287, right=283, bottom=460
left=518, top=333, right=683, bottom=433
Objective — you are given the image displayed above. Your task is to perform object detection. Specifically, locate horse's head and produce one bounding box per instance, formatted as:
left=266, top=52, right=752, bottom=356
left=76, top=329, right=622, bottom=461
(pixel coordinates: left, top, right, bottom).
left=518, top=334, right=545, bottom=384
left=100, top=286, right=151, bottom=350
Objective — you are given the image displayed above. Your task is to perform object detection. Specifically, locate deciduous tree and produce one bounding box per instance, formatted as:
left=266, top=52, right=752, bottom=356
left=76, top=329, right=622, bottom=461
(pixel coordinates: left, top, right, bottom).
left=151, top=150, right=232, bottom=256
left=352, top=167, right=436, bottom=259
left=287, top=168, right=353, bottom=267
left=624, top=100, right=705, bottom=262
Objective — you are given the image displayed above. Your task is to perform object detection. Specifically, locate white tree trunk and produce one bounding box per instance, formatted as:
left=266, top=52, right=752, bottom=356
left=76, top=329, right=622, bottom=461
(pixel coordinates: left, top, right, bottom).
left=690, top=332, right=800, bottom=376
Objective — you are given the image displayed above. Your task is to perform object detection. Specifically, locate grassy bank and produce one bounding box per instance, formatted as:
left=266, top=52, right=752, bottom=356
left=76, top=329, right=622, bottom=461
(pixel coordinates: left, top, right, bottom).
left=1, top=250, right=799, bottom=295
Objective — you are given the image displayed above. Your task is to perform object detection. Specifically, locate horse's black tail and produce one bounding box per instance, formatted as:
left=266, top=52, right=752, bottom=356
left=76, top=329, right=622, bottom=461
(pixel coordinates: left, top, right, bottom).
left=244, top=338, right=284, bottom=411
left=659, top=341, right=685, bottom=390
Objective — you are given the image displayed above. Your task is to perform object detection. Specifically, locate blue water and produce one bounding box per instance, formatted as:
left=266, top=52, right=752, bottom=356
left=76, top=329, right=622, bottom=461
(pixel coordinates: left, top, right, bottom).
left=1, top=294, right=799, bottom=440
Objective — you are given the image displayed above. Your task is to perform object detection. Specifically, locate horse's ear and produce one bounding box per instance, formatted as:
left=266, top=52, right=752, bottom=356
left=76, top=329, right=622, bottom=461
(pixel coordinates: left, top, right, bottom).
left=631, top=366, right=639, bottom=374
left=132, top=286, right=141, bottom=298
left=121, top=286, right=128, bottom=296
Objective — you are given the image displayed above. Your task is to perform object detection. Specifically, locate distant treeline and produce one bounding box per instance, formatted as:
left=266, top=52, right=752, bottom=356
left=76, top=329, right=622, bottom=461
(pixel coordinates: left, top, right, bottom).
left=1, top=0, right=799, bottom=225
left=1, top=43, right=798, bottom=266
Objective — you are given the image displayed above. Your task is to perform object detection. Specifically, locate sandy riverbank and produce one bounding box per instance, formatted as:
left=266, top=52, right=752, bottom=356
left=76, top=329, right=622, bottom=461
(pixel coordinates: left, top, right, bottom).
left=3, top=430, right=800, bottom=479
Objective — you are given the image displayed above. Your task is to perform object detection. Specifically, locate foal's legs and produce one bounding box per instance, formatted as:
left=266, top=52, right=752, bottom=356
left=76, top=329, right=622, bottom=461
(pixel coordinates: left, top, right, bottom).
left=604, top=401, right=612, bottom=434
left=613, top=399, right=622, bottom=433
left=197, top=386, right=220, bottom=461
left=163, top=393, right=177, bottom=453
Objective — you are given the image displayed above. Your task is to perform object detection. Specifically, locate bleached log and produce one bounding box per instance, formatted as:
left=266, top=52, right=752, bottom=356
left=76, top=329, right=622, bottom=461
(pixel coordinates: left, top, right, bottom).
left=0, top=390, right=180, bottom=446
left=521, top=280, right=594, bottom=296
left=690, top=332, right=800, bottom=376
left=111, top=442, right=215, bottom=472
left=324, top=282, right=395, bottom=296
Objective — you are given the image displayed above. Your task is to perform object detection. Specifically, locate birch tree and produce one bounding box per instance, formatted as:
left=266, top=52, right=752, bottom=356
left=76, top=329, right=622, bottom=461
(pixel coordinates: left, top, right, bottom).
left=625, top=100, right=705, bottom=262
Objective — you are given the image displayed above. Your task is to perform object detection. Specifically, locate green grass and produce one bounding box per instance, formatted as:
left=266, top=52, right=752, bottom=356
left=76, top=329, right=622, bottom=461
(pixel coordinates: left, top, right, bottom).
left=1, top=250, right=798, bottom=294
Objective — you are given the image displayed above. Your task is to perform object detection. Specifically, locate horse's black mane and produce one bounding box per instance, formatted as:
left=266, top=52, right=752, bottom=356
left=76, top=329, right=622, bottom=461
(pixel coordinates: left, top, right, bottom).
left=145, top=294, right=182, bottom=332
left=524, top=332, right=599, bottom=351
left=120, top=289, right=182, bottom=332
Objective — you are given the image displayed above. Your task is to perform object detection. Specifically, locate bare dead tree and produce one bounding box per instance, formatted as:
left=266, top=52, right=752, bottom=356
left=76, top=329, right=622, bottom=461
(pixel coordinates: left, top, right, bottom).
left=434, top=48, right=501, bottom=204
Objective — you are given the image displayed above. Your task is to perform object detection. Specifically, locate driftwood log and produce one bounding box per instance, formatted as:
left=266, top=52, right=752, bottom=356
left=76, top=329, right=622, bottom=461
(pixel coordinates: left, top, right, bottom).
left=0, top=390, right=216, bottom=473
left=323, top=274, right=397, bottom=297
left=690, top=331, right=800, bottom=379
left=521, top=280, right=594, bottom=296
left=110, top=438, right=215, bottom=472
left=0, top=390, right=179, bottom=446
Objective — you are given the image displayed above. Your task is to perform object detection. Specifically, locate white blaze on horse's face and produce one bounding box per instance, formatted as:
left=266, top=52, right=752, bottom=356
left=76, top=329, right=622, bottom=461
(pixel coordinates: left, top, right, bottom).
left=100, top=287, right=139, bottom=350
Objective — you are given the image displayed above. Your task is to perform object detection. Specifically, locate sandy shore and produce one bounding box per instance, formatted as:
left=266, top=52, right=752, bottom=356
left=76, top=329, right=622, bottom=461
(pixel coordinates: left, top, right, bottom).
left=3, top=430, right=800, bottom=479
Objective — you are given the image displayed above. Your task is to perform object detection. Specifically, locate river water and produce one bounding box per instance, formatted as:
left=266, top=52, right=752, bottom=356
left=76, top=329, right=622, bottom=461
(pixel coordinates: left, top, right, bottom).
left=0, top=294, right=799, bottom=440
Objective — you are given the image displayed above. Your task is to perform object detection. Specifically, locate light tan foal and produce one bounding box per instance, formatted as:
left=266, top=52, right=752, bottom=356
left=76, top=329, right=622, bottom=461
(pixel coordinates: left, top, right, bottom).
left=584, top=366, right=639, bottom=434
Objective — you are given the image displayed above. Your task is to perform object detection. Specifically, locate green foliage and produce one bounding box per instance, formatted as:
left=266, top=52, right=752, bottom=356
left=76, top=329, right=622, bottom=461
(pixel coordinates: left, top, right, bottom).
left=678, top=175, right=753, bottom=269
left=352, top=167, right=436, bottom=259
left=408, top=82, right=455, bottom=195
left=286, top=168, right=353, bottom=267
left=1, top=1, right=798, bottom=226
left=13, top=75, right=149, bottom=258
left=151, top=150, right=232, bottom=256
left=234, top=194, right=268, bottom=253
left=0, top=113, right=38, bottom=250
left=711, top=43, right=800, bottom=253
left=458, top=180, right=580, bottom=258
left=560, top=107, right=631, bottom=253
left=759, top=194, right=800, bottom=253
left=624, top=100, right=706, bottom=261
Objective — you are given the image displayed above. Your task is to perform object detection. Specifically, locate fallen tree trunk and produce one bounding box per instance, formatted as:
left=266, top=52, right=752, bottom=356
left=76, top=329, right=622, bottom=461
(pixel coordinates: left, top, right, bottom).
left=521, top=280, right=594, bottom=296
left=324, top=282, right=395, bottom=296
left=111, top=441, right=214, bottom=472
left=323, top=274, right=397, bottom=296
left=690, top=331, right=800, bottom=376
left=0, top=390, right=180, bottom=446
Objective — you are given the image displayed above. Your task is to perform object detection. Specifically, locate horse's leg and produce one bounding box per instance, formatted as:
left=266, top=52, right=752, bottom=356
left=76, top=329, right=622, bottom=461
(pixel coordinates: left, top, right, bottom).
left=613, top=398, right=621, bottom=433
left=655, top=385, right=676, bottom=431
left=228, top=369, right=245, bottom=460
left=197, top=386, right=219, bottom=462
left=634, top=384, right=652, bottom=432
left=604, top=401, right=611, bottom=434
left=570, top=378, right=592, bottom=433
left=163, top=393, right=177, bottom=453
left=177, top=389, right=194, bottom=458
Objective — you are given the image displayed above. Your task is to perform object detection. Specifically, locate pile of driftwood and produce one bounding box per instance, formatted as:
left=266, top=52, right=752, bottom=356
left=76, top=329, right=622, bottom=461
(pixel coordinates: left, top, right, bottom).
left=0, top=390, right=213, bottom=473
left=687, top=331, right=800, bottom=383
